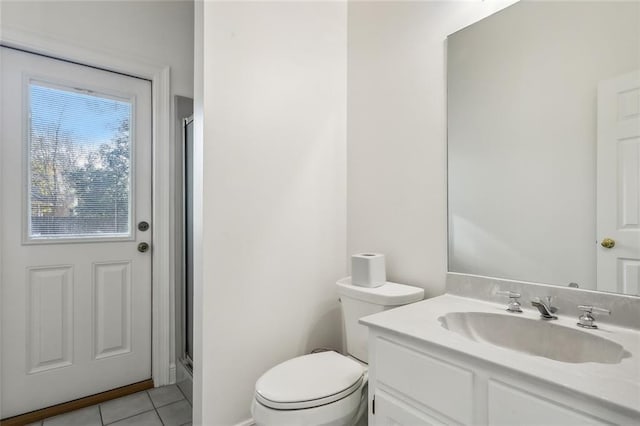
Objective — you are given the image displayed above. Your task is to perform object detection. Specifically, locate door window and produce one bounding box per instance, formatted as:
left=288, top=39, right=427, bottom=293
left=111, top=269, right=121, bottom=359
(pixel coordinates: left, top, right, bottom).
left=28, top=80, right=133, bottom=240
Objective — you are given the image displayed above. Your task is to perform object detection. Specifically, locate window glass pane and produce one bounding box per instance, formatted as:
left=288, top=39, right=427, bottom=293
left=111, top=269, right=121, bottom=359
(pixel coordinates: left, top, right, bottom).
left=29, top=82, right=132, bottom=239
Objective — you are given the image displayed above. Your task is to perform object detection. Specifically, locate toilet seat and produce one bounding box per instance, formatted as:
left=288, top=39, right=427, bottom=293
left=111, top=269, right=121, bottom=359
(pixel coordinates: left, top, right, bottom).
left=254, top=351, right=365, bottom=410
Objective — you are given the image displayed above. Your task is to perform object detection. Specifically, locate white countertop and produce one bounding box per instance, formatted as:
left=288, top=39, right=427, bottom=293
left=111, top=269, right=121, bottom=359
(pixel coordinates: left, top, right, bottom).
left=359, top=294, right=640, bottom=414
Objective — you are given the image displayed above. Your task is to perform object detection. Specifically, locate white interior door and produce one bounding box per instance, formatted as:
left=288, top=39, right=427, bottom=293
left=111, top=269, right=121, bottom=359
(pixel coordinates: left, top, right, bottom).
left=1, top=47, right=152, bottom=417
left=597, top=70, right=640, bottom=295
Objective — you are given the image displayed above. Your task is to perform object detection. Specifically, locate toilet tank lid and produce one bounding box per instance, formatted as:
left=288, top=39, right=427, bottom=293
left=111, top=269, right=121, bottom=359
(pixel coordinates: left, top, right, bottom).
left=336, top=277, right=424, bottom=306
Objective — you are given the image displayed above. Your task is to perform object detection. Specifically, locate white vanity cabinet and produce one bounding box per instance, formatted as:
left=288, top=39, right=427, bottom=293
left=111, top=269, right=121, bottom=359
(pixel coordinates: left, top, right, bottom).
left=366, top=329, right=640, bottom=426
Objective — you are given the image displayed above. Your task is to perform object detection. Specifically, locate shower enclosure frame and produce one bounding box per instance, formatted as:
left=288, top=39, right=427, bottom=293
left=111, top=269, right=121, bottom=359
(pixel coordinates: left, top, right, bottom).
left=180, top=115, right=195, bottom=372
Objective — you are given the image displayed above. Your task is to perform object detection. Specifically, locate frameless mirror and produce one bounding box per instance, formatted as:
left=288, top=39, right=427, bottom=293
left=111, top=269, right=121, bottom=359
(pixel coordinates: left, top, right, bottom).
left=447, top=0, right=640, bottom=296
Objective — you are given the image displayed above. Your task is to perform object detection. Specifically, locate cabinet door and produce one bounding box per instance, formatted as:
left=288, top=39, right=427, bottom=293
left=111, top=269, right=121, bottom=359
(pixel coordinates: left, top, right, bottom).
left=376, top=338, right=474, bottom=424
left=373, top=391, right=450, bottom=426
left=488, top=380, right=612, bottom=426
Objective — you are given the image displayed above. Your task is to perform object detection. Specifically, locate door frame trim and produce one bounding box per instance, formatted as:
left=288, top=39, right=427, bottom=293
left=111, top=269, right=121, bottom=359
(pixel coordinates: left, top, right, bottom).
left=0, top=27, right=175, bottom=417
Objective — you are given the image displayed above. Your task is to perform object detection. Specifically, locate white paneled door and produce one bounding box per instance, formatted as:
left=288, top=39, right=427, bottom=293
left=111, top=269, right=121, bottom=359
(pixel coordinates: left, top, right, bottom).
left=0, top=47, right=152, bottom=417
left=597, top=70, right=640, bottom=295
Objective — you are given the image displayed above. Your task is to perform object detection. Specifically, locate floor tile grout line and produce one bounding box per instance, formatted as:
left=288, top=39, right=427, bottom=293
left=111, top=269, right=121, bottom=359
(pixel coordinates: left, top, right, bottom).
left=149, top=395, right=187, bottom=409
left=102, top=408, right=156, bottom=426
left=148, top=388, right=162, bottom=426
left=153, top=399, right=187, bottom=410
left=148, top=384, right=190, bottom=409
left=156, top=399, right=192, bottom=426
left=175, top=381, right=192, bottom=404
left=101, top=392, right=154, bottom=426
left=99, top=402, right=105, bottom=426
left=155, top=407, right=165, bottom=426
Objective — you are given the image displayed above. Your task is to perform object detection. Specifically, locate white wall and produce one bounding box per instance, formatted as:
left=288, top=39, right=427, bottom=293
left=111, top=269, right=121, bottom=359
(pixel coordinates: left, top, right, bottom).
left=1, top=0, right=194, bottom=98
left=447, top=1, right=640, bottom=290
left=347, top=1, right=516, bottom=298
left=197, top=2, right=347, bottom=424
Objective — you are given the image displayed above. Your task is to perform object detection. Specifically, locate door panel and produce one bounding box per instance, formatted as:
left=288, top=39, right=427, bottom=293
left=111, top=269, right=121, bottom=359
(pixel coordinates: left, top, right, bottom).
left=94, top=261, right=132, bottom=359
left=27, top=266, right=74, bottom=373
left=1, top=47, right=152, bottom=417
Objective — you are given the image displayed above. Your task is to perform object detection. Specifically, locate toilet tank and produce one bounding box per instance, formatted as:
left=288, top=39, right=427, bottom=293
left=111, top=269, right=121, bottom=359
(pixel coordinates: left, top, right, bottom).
left=336, top=278, right=424, bottom=363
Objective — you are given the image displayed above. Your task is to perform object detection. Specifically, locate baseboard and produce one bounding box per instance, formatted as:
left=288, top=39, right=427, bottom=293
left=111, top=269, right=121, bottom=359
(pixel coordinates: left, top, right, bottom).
left=234, top=418, right=255, bottom=426
left=176, top=359, right=192, bottom=383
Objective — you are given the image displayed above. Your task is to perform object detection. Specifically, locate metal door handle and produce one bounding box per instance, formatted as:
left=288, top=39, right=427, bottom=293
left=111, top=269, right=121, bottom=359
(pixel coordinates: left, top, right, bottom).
left=600, top=238, right=615, bottom=249
left=138, top=242, right=150, bottom=253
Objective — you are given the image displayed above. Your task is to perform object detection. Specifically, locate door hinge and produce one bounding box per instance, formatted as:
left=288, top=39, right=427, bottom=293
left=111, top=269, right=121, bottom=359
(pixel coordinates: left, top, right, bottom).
left=372, top=394, right=375, bottom=415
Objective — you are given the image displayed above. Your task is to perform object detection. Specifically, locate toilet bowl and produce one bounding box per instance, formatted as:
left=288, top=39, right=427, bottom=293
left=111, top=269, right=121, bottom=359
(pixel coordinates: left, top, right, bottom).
left=251, top=278, right=424, bottom=426
left=251, top=351, right=366, bottom=426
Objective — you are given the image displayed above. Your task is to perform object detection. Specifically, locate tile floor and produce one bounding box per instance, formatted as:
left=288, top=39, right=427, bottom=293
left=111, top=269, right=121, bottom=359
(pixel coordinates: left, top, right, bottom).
left=29, top=384, right=192, bottom=426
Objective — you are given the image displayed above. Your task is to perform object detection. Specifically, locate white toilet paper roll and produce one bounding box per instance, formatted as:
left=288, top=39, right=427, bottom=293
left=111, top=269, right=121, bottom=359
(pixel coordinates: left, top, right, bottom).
left=351, top=253, right=386, bottom=288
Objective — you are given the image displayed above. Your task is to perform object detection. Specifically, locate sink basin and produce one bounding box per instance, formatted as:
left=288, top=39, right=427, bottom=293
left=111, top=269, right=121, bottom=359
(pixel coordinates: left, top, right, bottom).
left=439, top=312, right=628, bottom=364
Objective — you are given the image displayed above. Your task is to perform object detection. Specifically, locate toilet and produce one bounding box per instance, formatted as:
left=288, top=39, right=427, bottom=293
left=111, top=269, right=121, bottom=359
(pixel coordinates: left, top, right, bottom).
left=251, top=277, right=424, bottom=426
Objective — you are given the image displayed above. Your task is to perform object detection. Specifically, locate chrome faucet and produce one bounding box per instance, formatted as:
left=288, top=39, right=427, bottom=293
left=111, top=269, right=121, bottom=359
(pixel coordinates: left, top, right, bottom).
left=531, top=297, right=558, bottom=320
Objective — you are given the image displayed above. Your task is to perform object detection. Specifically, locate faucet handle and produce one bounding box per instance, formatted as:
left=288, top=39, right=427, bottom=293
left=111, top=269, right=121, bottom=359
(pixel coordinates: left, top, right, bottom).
left=496, top=290, right=521, bottom=298
left=577, top=305, right=611, bottom=329
left=496, top=291, right=522, bottom=313
left=578, top=305, right=611, bottom=315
